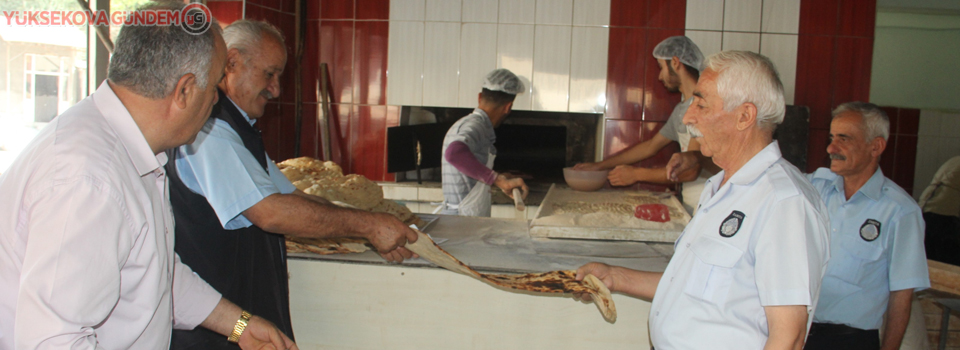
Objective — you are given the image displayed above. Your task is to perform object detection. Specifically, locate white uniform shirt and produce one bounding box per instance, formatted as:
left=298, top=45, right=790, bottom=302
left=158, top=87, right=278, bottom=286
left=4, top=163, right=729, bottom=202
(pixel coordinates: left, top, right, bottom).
left=809, top=168, right=929, bottom=330
left=649, top=141, right=831, bottom=350
left=0, top=82, right=222, bottom=349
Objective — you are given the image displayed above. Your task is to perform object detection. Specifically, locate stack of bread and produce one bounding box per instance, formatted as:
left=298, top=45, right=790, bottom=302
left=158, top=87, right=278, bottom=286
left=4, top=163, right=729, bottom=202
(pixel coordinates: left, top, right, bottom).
left=277, top=157, right=425, bottom=228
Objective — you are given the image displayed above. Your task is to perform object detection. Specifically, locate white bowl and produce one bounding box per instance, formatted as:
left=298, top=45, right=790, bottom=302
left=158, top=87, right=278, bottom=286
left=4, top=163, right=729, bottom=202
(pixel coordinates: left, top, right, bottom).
left=563, top=167, right=608, bottom=191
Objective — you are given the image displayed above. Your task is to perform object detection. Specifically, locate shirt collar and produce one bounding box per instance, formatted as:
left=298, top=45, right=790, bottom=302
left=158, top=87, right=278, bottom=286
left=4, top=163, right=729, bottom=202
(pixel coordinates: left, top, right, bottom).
left=227, top=96, right=256, bottom=126
left=854, top=168, right=886, bottom=201
left=92, top=81, right=165, bottom=176
left=726, top=141, right=783, bottom=186
left=472, top=108, right=496, bottom=142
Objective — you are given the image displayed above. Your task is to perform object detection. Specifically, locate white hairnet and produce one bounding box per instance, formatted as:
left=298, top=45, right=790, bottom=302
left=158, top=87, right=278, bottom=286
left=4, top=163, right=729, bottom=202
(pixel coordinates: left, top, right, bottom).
left=482, top=69, right=524, bottom=95
left=652, top=36, right=705, bottom=72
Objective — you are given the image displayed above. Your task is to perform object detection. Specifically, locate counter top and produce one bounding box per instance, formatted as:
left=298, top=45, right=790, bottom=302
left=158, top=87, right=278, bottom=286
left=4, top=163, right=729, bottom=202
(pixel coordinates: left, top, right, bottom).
left=289, top=214, right=674, bottom=274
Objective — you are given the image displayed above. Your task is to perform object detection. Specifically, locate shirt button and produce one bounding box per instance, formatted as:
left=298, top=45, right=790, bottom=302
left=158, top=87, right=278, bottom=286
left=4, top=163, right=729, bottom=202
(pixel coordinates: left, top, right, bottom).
left=686, top=243, right=691, bottom=248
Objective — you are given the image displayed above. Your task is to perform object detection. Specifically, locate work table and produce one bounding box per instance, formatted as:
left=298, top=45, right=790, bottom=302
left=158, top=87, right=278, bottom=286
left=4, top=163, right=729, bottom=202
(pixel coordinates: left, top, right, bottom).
left=288, top=214, right=675, bottom=273
left=287, top=215, right=673, bottom=349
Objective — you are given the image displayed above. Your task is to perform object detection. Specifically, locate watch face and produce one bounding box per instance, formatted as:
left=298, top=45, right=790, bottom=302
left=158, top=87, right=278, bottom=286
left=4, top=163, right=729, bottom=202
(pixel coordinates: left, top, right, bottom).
left=860, top=219, right=881, bottom=242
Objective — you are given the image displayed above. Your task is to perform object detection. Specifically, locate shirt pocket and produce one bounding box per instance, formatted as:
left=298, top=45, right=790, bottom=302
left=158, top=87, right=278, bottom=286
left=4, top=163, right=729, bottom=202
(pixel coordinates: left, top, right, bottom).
left=833, top=237, right=884, bottom=285
left=684, top=236, right=745, bottom=305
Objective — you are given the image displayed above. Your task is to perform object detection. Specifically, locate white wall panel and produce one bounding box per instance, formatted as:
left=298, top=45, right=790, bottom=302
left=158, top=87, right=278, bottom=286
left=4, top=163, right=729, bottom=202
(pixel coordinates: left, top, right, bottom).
left=759, top=34, right=798, bottom=104
left=940, top=111, right=960, bottom=138
left=573, top=0, right=609, bottom=26
left=390, top=0, right=426, bottom=20
left=535, top=0, right=574, bottom=25
left=913, top=135, right=939, bottom=199
left=761, top=0, right=800, bottom=34
left=426, top=0, right=461, bottom=21
left=462, top=0, right=499, bottom=23
left=721, top=32, right=760, bottom=52
left=723, top=0, right=762, bottom=32
left=497, top=24, right=536, bottom=110
left=569, top=27, right=608, bottom=113
left=685, top=0, right=724, bottom=31
left=422, top=22, right=461, bottom=107
left=499, top=0, right=536, bottom=24
left=918, top=109, right=942, bottom=137
left=684, top=30, right=722, bottom=59
left=532, top=25, right=572, bottom=111
left=459, top=23, right=500, bottom=107
left=387, top=21, right=425, bottom=106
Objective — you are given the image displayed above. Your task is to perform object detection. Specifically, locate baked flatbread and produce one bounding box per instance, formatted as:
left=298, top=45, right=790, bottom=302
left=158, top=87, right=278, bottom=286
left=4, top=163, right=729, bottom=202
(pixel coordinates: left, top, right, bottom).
left=286, top=237, right=372, bottom=255
left=405, top=229, right=616, bottom=322
left=277, top=157, right=425, bottom=227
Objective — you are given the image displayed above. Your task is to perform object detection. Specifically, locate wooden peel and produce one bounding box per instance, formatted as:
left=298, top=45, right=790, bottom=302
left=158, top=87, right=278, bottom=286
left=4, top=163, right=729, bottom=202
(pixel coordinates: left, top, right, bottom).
left=512, top=188, right=525, bottom=212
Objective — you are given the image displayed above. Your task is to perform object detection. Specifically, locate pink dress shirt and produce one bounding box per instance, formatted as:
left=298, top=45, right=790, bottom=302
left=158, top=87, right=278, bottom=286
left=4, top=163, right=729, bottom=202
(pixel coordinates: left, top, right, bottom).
left=0, top=82, right=222, bottom=349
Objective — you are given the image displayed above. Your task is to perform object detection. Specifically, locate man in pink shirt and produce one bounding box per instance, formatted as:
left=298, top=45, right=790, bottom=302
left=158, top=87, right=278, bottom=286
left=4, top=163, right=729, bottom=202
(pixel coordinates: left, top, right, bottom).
left=0, top=3, right=294, bottom=349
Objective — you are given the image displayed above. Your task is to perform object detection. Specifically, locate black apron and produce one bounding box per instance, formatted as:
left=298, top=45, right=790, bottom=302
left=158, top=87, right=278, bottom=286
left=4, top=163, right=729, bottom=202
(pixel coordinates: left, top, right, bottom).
left=168, top=90, right=293, bottom=349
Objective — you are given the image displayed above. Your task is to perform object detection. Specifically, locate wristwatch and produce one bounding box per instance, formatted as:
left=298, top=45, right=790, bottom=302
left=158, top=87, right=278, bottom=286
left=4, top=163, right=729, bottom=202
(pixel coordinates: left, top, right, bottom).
left=227, top=310, right=252, bottom=343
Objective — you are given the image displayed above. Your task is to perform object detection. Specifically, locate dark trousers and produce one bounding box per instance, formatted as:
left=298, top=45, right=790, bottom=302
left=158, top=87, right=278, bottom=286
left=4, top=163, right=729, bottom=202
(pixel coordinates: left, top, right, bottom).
left=804, top=323, right=880, bottom=350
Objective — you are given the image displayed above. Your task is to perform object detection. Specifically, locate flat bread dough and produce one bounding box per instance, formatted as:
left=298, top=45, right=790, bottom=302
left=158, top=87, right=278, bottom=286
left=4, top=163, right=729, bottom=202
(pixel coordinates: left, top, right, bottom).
left=405, top=229, right=617, bottom=322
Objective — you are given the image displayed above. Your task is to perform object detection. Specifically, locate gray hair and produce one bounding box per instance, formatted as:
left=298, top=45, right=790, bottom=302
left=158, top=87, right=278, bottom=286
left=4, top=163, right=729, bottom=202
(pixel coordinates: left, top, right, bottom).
left=832, top=101, right=890, bottom=141
left=222, top=20, right=285, bottom=60
left=107, top=2, right=221, bottom=99
left=705, top=51, right=786, bottom=131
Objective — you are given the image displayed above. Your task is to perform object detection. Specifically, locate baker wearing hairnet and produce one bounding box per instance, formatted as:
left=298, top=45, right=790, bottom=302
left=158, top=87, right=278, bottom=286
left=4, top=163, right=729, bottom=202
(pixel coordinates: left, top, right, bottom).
left=437, top=69, right=529, bottom=217
left=575, top=36, right=714, bottom=213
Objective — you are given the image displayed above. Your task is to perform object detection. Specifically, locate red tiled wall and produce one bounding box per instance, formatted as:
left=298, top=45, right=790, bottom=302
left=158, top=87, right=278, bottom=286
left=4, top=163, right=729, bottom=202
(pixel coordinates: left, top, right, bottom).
left=796, top=0, right=876, bottom=172
left=879, top=107, right=920, bottom=194
left=217, top=0, right=395, bottom=181
left=604, top=0, right=685, bottom=192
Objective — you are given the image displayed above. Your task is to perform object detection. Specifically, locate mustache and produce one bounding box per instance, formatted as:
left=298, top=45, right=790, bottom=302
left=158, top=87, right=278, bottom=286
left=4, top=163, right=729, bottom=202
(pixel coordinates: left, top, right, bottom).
left=686, top=124, right=703, bottom=138
left=260, top=90, right=275, bottom=100
left=829, top=153, right=846, bottom=160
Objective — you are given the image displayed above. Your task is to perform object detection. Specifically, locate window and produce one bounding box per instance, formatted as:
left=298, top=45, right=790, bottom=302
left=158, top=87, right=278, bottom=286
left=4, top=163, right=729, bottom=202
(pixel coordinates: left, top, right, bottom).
left=0, top=0, right=90, bottom=173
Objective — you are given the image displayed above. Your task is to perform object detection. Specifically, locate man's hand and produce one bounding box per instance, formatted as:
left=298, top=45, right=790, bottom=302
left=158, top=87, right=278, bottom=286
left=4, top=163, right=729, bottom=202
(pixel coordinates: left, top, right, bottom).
left=494, top=174, right=529, bottom=200
left=666, top=152, right=698, bottom=182
left=574, top=262, right=618, bottom=302
left=239, top=315, right=298, bottom=350
left=573, top=162, right=604, bottom=171
left=364, top=213, right=419, bottom=263
left=608, top=165, right=639, bottom=186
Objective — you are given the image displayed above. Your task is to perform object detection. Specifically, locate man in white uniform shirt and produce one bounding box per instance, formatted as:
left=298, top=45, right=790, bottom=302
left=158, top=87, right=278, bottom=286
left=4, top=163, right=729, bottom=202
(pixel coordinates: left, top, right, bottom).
left=0, top=4, right=294, bottom=349
left=577, top=51, right=830, bottom=350
left=804, top=102, right=929, bottom=350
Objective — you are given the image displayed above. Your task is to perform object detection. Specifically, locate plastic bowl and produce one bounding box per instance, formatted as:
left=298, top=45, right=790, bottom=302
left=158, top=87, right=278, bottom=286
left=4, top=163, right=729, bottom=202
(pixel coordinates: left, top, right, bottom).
left=563, top=167, right=609, bottom=191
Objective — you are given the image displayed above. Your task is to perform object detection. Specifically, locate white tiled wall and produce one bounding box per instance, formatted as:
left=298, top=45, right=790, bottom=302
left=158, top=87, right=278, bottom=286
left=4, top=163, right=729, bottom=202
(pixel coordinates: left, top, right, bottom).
left=458, top=23, right=499, bottom=107
left=387, top=0, right=610, bottom=112
left=422, top=22, right=461, bottom=107
left=685, top=0, right=800, bottom=104
left=386, top=21, right=425, bottom=106
left=532, top=25, right=572, bottom=112
left=569, top=26, right=609, bottom=113
left=914, top=110, right=960, bottom=199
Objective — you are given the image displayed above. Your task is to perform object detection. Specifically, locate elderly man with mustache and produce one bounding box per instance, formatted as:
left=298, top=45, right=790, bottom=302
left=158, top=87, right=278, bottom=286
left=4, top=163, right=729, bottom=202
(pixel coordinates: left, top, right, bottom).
left=576, top=51, right=830, bottom=350
left=165, top=20, right=417, bottom=349
left=801, top=102, right=929, bottom=350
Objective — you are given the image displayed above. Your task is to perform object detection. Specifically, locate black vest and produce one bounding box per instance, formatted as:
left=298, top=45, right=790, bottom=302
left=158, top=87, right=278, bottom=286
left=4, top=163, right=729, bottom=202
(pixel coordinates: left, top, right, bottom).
left=168, top=90, right=293, bottom=349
